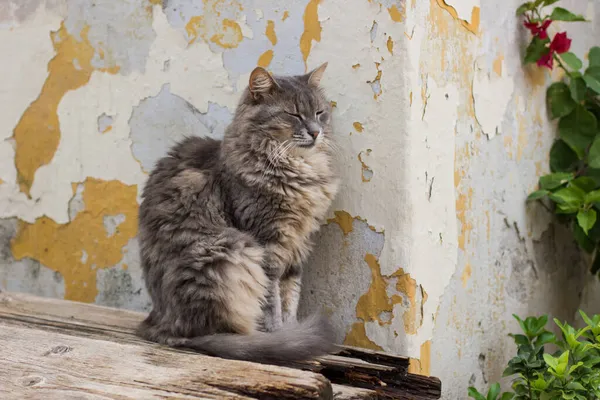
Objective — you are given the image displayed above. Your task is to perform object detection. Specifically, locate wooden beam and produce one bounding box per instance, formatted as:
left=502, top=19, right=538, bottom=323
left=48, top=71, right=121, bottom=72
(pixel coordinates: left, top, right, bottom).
left=0, top=291, right=441, bottom=399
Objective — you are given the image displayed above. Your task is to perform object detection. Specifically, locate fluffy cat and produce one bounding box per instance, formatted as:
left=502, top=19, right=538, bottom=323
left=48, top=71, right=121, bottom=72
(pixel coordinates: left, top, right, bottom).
left=136, top=63, right=340, bottom=363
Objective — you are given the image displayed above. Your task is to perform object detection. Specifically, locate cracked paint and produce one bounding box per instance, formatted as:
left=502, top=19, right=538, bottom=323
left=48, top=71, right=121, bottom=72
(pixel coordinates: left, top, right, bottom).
left=11, top=179, right=137, bottom=302
left=436, top=0, right=480, bottom=35
left=473, top=56, right=514, bottom=140
left=358, top=150, right=373, bottom=182
left=388, top=5, right=404, bottom=23
left=300, top=0, right=321, bottom=68
left=13, top=23, right=119, bottom=197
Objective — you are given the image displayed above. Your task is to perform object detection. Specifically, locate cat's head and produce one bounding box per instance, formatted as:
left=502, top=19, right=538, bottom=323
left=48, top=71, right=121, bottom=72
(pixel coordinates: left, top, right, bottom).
left=236, top=63, right=331, bottom=151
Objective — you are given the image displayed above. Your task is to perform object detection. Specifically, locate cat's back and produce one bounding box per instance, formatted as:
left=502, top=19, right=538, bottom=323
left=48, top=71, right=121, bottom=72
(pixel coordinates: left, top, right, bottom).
left=140, top=136, right=224, bottom=228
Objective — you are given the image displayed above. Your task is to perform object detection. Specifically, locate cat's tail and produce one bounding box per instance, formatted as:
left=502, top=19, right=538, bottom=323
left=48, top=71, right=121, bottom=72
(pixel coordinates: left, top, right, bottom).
left=138, top=313, right=336, bottom=364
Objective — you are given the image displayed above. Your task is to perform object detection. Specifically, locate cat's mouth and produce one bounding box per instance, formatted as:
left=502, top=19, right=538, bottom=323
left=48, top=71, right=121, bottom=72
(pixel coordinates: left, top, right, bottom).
left=297, top=141, right=316, bottom=148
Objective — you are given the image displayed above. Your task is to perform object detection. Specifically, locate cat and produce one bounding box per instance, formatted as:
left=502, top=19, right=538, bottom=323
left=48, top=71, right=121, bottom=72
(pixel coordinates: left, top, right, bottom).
left=136, top=63, right=340, bottom=363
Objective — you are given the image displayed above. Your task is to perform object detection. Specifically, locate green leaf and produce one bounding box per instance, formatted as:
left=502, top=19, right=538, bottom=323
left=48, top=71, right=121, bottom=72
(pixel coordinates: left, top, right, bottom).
left=561, top=52, right=583, bottom=71
left=539, top=172, right=575, bottom=190
left=584, top=66, right=600, bottom=94
left=571, top=177, right=597, bottom=192
left=510, top=334, right=530, bottom=346
left=516, top=2, right=535, bottom=16
left=468, top=387, right=487, bottom=400
left=535, top=331, right=556, bottom=346
left=589, top=47, right=600, bottom=67
left=556, top=203, right=579, bottom=214
left=550, top=7, right=586, bottom=21
left=516, top=2, right=536, bottom=16
left=500, top=394, right=514, bottom=400
left=588, top=137, right=600, bottom=169
left=547, top=82, right=577, bottom=119
left=544, top=353, right=559, bottom=369
left=487, top=383, right=501, bottom=400
left=577, top=209, right=597, bottom=234
left=543, top=0, right=561, bottom=5
left=549, top=187, right=584, bottom=206
left=585, top=189, right=600, bottom=203
left=573, top=221, right=595, bottom=253
left=558, top=106, right=598, bottom=158
left=550, top=140, right=578, bottom=172
left=525, top=37, right=550, bottom=64
left=570, top=77, right=587, bottom=102
left=527, top=190, right=549, bottom=201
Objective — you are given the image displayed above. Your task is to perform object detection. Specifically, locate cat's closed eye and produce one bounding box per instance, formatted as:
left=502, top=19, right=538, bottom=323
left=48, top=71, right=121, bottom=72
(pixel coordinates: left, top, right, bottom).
left=285, top=111, right=303, bottom=120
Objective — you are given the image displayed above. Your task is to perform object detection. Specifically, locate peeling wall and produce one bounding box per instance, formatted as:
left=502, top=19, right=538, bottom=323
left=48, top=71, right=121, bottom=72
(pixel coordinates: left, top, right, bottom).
left=1, top=0, right=598, bottom=397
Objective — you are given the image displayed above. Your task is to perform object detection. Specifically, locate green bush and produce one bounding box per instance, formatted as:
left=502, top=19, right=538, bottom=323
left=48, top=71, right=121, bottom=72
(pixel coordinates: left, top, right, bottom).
left=468, top=312, right=600, bottom=400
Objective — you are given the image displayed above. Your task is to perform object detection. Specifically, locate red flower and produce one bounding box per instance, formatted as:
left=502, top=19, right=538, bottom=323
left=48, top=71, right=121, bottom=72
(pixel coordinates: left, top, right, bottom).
left=537, top=51, right=554, bottom=70
left=549, top=32, right=571, bottom=54
left=524, top=18, right=552, bottom=39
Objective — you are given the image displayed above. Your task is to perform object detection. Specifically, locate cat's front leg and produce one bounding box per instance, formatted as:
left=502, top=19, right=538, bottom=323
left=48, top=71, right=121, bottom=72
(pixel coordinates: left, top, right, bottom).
left=280, top=265, right=302, bottom=324
left=260, top=278, right=283, bottom=332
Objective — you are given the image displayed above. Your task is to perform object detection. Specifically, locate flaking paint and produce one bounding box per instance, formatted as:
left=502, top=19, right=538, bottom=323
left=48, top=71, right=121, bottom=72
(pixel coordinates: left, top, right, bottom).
left=13, top=23, right=119, bottom=196
left=11, top=179, right=137, bottom=302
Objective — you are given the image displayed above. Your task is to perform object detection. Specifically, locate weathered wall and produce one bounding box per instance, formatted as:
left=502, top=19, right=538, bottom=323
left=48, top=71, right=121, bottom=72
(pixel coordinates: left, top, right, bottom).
left=1, top=0, right=598, bottom=397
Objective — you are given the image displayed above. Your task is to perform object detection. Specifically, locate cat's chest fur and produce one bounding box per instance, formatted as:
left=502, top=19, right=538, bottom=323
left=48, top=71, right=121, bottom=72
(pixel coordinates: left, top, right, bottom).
left=231, top=156, right=338, bottom=268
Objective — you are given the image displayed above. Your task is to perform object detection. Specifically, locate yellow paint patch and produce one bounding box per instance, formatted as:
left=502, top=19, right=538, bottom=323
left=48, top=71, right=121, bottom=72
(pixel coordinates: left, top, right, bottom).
left=409, top=91, right=413, bottom=106
left=185, top=0, right=244, bottom=48
left=456, top=187, right=473, bottom=250
left=0, top=178, right=4, bottom=185
left=358, top=149, right=373, bottom=182
left=210, top=19, right=243, bottom=48
left=391, top=268, right=425, bottom=335
left=266, top=20, right=277, bottom=45
left=504, top=135, right=514, bottom=159
left=493, top=53, right=504, bottom=76
left=387, top=5, right=404, bottom=22
left=327, top=210, right=355, bottom=235
left=11, top=179, right=138, bottom=303
left=344, top=322, right=384, bottom=351
left=13, top=23, right=119, bottom=197
left=356, top=254, right=393, bottom=323
left=101, top=125, right=113, bottom=134
left=327, top=210, right=380, bottom=236
left=257, top=50, right=274, bottom=67
left=461, top=263, right=471, bottom=287
left=330, top=100, right=337, bottom=108
left=368, top=62, right=383, bottom=100
left=353, top=122, right=364, bottom=133
left=436, top=0, right=480, bottom=35
left=352, top=63, right=361, bottom=69
left=282, top=11, right=290, bottom=21
left=387, top=36, right=394, bottom=55
left=347, top=252, right=427, bottom=347
left=409, top=340, right=432, bottom=376
left=300, top=0, right=322, bottom=68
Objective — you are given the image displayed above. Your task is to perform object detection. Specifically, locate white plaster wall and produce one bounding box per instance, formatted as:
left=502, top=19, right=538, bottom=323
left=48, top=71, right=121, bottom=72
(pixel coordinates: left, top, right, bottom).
left=0, top=0, right=598, bottom=398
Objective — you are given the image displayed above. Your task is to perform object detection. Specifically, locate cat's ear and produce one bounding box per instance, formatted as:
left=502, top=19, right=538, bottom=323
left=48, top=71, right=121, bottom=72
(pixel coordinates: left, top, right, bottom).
left=249, top=67, right=276, bottom=99
left=306, top=62, right=328, bottom=86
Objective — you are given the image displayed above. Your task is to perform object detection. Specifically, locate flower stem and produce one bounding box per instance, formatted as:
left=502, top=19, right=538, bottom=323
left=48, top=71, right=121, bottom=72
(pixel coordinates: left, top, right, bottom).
left=553, top=54, right=573, bottom=78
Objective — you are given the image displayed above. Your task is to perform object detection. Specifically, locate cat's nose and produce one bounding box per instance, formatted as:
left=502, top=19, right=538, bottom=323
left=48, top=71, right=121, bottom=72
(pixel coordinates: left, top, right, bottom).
left=309, top=130, right=320, bottom=139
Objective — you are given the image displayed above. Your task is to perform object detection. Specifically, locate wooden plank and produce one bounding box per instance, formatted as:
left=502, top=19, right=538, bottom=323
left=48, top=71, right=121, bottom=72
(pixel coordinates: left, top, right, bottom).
left=0, top=320, right=333, bottom=400
left=332, top=384, right=378, bottom=400
left=0, top=291, right=441, bottom=399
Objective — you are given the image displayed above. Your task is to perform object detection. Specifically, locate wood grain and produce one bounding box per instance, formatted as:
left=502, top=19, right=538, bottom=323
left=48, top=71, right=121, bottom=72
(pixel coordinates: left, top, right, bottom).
left=0, top=291, right=441, bottom=399
left=0, top=320, right=333, bottom=399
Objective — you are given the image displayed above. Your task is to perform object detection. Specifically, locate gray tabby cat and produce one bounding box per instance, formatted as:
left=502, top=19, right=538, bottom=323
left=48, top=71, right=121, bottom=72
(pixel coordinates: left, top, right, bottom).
left=137, top=63, right=340, bottom=363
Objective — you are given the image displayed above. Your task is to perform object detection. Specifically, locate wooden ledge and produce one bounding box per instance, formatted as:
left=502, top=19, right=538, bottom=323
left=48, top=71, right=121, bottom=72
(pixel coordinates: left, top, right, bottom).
left=0, top=291, right=441, bottom=399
